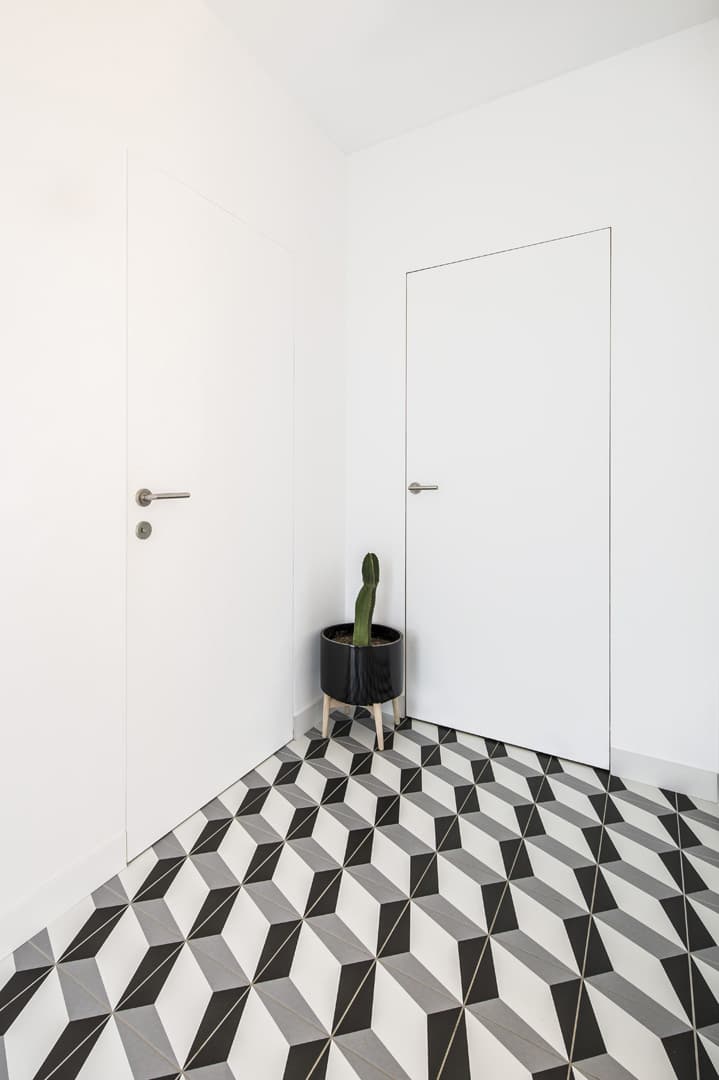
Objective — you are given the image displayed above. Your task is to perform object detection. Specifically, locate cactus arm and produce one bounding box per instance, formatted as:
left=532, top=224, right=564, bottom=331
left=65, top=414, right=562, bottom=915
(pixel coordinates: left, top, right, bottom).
left=352, top=552, right=380, bottom=647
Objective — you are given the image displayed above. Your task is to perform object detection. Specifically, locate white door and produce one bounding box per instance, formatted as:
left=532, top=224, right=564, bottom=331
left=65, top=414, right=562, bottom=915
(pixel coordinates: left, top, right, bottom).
left=406, top=230, right=610, bottom=767
left=127, top=162, right=293, bottom=859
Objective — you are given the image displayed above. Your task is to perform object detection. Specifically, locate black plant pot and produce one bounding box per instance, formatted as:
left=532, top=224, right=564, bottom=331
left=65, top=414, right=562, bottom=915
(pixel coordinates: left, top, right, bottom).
left=320, top=623, right=404, bottom=706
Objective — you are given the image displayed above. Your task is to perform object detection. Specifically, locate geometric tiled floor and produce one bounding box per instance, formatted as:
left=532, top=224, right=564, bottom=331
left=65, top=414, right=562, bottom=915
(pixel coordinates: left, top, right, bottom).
left=1, top=711, right=718, bottom=1079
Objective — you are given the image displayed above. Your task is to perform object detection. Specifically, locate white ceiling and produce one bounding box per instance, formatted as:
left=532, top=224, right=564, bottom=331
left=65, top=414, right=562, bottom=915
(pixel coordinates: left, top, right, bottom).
left=205, top=0, right=718, bottom=152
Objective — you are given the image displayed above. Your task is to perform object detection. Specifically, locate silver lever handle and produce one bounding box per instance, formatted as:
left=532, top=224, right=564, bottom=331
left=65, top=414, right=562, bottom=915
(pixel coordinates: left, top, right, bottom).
left=136, top=488, right=191, bottom=507
left=408, top=482, right=439, bottom=494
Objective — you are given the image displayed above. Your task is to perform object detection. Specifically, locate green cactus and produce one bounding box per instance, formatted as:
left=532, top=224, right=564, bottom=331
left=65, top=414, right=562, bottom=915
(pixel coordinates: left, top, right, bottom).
left=352, top=552, right=380, bottom=647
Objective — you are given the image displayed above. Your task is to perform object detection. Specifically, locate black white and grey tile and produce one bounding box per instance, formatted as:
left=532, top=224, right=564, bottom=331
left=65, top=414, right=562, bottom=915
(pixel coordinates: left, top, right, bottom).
left=1, top=712, right=717, bottom=1079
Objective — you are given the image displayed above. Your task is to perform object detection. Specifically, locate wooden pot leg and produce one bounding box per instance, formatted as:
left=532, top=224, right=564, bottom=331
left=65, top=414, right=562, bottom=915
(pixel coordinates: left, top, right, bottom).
left=392, top=698, right=401, bottom=727
left=322, top=693, right=331, bottom=738
left=372, top=703, right=384, bottom=751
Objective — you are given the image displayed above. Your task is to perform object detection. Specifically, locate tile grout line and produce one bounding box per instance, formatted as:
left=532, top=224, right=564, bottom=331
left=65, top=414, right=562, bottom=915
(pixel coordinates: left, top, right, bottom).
left=48, top=905, right=129, bottom=966
left=183, top=987, right=250, bottom=1072
left=565, top=777, right=611, bottom=1077
left=17, top=785, right=258, bottom=971
left=319, top=739, right=531, bottom=1080
left=305, top=734, right=502, bottom=1078
left=153, top=868, right=340, bottom=1064
left=11, top=723, right=704, bottom=1080
left=318, top=1032, right=418, bottom=1080
left=113, top=1009, right=185, bottom=1074
left=0, top=961, right=54, bottom=1022
left=437, top=741, right=572, bottom=1076
left=324, top=1036, right=397, bottom=1080
left=305, top=832, right=451, bottom=1078
left=131, top=720, right=454, bottom=1072
left=675, top=791, right=701, bottom=1080
left=303, top=1039, right=331, bottom=1080
left=436, top=752, right=563, bottom=1079
left=16, top=943, right=184, bottom=1076
left=117, top=940, right=187, bottom=1013
left=568, top=782, right=698, bottom=1079
left=27, top=904, right=127, bottom=967
left=27, top=770, right=339, bottom=1066
left=114, top=846, right=323, bottom=1057
left=39, top=1014, right=110, bottom=1080
left=2, top=720, right=495, bottom=1078
left=185, top=725, right=454, bottom=1074
left=25, top=785, right=273, bottom=968
left=109, top=782, right=272, bottom=904
left=5, top=726, right=547, bottom=1080
left=59, top=734, right=381, bottom=1005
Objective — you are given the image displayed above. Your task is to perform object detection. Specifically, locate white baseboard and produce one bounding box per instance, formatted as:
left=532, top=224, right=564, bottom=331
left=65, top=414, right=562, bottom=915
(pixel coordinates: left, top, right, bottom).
left=611, top=745, right=718, bottom=802
left=294, top=697, right=323, bottom=738
left=296, top=708, right=717, bottom=802
left=0, top=831, right=126, bottom=962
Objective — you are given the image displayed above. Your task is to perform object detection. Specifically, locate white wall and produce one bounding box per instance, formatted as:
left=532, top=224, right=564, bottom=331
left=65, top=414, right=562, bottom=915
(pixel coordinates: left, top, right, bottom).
left=0, top=0, right=345, bottom=957
left=346, top=22, right=719, bottom=785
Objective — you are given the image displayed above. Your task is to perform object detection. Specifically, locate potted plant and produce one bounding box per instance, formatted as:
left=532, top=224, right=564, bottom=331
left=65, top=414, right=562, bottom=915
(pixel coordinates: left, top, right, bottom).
left=320, top=553, right=403, bottom=750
